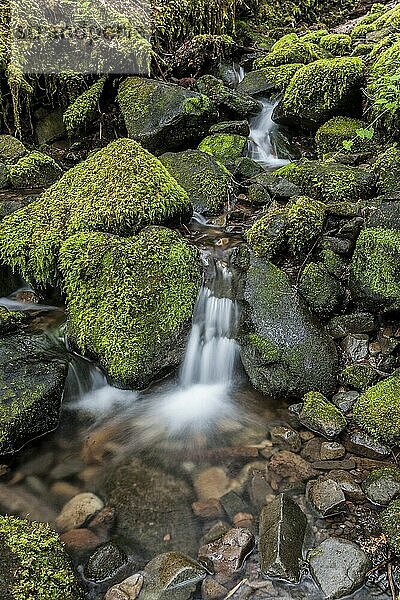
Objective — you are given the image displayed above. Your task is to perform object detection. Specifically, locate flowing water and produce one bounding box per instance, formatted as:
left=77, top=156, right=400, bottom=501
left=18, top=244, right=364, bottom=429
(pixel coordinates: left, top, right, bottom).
left=248, top=97, right=292, bottom=169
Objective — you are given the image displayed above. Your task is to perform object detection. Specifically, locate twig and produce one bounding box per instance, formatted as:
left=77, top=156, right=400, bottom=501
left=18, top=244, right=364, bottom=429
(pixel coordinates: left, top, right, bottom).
left=388, top=559, right=397, bottom=600
left=224, top=578, right=249, bottom=599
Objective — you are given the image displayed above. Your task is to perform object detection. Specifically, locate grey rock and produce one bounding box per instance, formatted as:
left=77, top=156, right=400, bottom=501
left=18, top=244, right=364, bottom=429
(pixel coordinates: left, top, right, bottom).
left=312, top=460, right=355, bottom=471
left=237, top=70, right=275, bottom=96
left=328, top=470, right=365, bottom=502
left=141, top=553, right=206, bottom=600
left=271, top=426, right=302, bottom=453
left=104, top=574, right=143, bottom=600
left=342, top=334, right=369, bottom=362
left=219, top=490, right=251, bottom=521
left=84, top=541, right=127, bottom=582
left=320, top=442, right=346, bottom=461
left=331, top=391, right=359, bottom=414
left=307, top=478, right=346, bottom=517
left=210, top=120, right=250, bottom=136
left=342, top=429, right=391, bottom=459
left=362, top=467, right=400, bottom=506
left=309, top=537, right=371, bottom=599
left=259, top=493, right=307, bottom=583
left=197, top=75, right=261, bottom=118
left=198, top=528, right=254, bottom=577
left=239, top=257, right=338, bottom=399
left=366, top=198, right=400, bottom=230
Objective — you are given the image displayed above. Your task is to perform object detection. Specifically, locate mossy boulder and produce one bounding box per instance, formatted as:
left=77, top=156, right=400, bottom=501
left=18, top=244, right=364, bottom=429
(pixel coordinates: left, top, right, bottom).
left=274, top=57, right=364, bottom=129
left=254, top=35, right=324, bottom=68
left=0, top=135, right=27, bottom=164
left=59, top=227, right=201, bottom=389
left=286, top=196, right=326, bottom=255
left=316, top=117, right=375, bottom=157
left=0, top=332, right=68, bottom=454
left=299, top=262, right=345, bottom=317
left=351, top=227, right=400, bottom=309
left=196, top=75, right=260, bottom=118
left=0, top=516, right=81, bottom=599
left=0, top=307, right=28, bottom=335
left=353, top=376, right=400, bottom=444
left=319, top=34, right=352, bottom=55
left=0, top=139, right=192, bottom=287
left=374, top=146, right=400, bottom=195
left=118, top=76, right=214, bottom=153
left=8, top=152, right=62, bottom=189
left=341, top=363, right=378, bottom=390
left=198, top=133, right=247, bottom=170
left=380, top=500, right=400, bottom=555
left=275, top=160, right=374, bottom=204
left=160, top=149, right=231, bottom=215
left=35, top=108, right=66, bottom=145
left=249, top=64, right=303, bottom=93
left=299, top=391, right=347, bottom=439
left=236, top=70, right=277, bottom=97
left=244, top=205, right=288, bottom=259
left=239, top=256, right=338, bottom=399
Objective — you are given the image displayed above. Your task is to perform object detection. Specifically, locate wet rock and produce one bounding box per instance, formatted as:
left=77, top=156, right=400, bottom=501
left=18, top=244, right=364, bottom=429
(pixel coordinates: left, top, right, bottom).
left=56, top=492, right=104, bottom=532
left=219, top=490, right=251, bottom=520
left=194, top=467, right=231, bottom=501
left=306, top=477, right=346, bottom=517
left=328, top=470, right=364, bottom=502
left=268, top=451, right=318, bottom=482
left=259, top=493, right=307, bottom=583
left=239, top=257, right=338, bottom=399
left=84, top=541, right=127, bottom=582
left=331, top=391, right=359, bottom=414
left=328, top=312, right=376, bottom=339
left=210, top=120, right=250, bottom=137
left=118, top=77, right=215, bottom=153
left=192, top=498, right=224, bottom=519
left=105, top=574, right=144, bottom=600
left=362, top=467, right=400, bottom=506
left=87, top=506, right=116, bottom=541
left=299, top=392, right=347, bottom=440
left=198, top=528, right=254, bottom=578
left=270, top=426, right=302, bottom=452
left=60, top=528, right=101, bottom=560
left=201, top=576, right=228, bottom=599
left=104, top=459, right=199, bottom=559
left=141, top=552, right=206, bottom=600
left=320, top=442, right=346, bottom=461
left=0, top=333, right=68, bottom=454
left=309, top=537, right=371, bottom=599
left=247, top=470, right=274, bottom=509
left=233, top=512, right=254, bottom=528
left=8, top=151, right=63, bottom=189
left=196, top=75, right=261, bottom=118
left=342, top=429, right=391, bottom=459
left=342, top=334, right=369, bottom=361
left=237, top=70, right=275, bottom=96
left=312, top=459, right=355, bottom=471
left=301, top=437, right=322, bottom=462
left=200, top=521, right=230, bottom=545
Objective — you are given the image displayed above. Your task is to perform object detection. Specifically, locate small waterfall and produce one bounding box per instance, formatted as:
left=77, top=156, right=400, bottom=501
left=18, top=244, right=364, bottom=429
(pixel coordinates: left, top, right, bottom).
left=247, top=98, right=290, bottom=169
left=180, top=262, right=239, bottom=388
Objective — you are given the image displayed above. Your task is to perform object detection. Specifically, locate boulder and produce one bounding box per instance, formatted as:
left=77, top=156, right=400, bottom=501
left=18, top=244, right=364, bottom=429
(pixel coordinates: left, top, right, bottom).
left=0, top=516, right=80, bottom=599
left=8, top=152, right=62, bottom=189
left=118, top=77, right=215, bottom=153
left=309, top=537, right=371, bottom=599
left=0, top=139, right=192, bottom=287
left=60, top=227, right=201, bottom=389
left=196, top=75, right=260, bottom=118
left=103, top=458, right=199, bottom=559
left=306, top=477, right=346, bottom=517
left=198, top=133, right=247, bottom=170
left=160, top=149, right=231, bottom=215
left=239, top=256, right=338, bottom=399
left=352, top=376, right=400, bottom=445
left=0, top=332, right=68, bottom=454
left=259, top=494, right=307, bottom=582
left=299, top=392, right=347, bottom=439
left=299, top=263, right=345, bottom=317
left=315, top=117, right=374, bottom=157
left=0, top=135, right=27, bottom=164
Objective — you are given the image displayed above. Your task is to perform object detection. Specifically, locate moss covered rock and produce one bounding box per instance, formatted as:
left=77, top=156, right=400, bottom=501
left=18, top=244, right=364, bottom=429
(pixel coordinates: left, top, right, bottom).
left=239, top=256, right=338, bottom=399
left=275, top=57, right=364, bottom=128
left=198, top=133, right=247, bottom=170
left=244, top=206, right=288, bottom=258
left=0, top=139, right=192, bottom=286
left=299, top=262, right=345, bottom=317
left=59, top=227, right=201, bottom=389
left=351, top=227, right=400, bottom=309
left=319, top=33, right=352, bottom=55
left=196, top=75, right=260, bottom=118
left=0, top=307, right=28, bottom=335
left=286, top=196, right=326, bottom=255
left=0, top=516, right=80, bottom=599
left=299, top=391, right=347, bottom=439
left=366, top=39, right=400, bottom=135
left=160, top=149, right=231, bottom=215
left=8, top=152, right=62, bottom=189
left=63, top=76, right=106, bottom=137
left=254, top=35, right=324, bottom=68
left=341, top=363, right=378, bottom=390
left=316, top=117, right=375, bottom=157
left=353, top=376, right=400, bottom=444
left=0, top=135, right=27, bottom=164
left=0, top=333, right=68, bottom=454
left=118, top=76, right=214, bottom=153
left=275, top=160, right=374, bottom=203
left=373, top=145, right=400, bottom=195
left=253, top=64, right=303, bottom=92
left=380, top=500, right=400, bottom=555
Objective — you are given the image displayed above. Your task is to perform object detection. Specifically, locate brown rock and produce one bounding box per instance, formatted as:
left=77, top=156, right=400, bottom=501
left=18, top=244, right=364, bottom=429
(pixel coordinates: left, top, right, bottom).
left=301, top=438, right=322, bottom=462
left=104, top=574, right=143, bottom=600
left=320, top=442, right=346, bottom=461
left=268, top=451, right=318, bottom=482
left=60, top=528, right=100, bottom=553
left=201, top=576, right=228, bottom=599
left=312, top=460, right=356, bottom=471
left=56, top=492, right=104, bottom=532
left=192, top=498, right=224, bottom=519
left=88, top=506, right=116, bottom=540
left=233, top=512, right=253, bottom=528
left=198, top=528, right=254, bottom=577
left=194, top=467, right=232, bottom=501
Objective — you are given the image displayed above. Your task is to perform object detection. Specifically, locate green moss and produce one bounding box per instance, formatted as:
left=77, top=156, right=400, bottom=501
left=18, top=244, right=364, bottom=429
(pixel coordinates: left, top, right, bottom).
left=351, top=228, right=400, bottom=307
left=380, top=500, right=400, bottom=555
left=351, top=42, right=375, bottom=56
left=198, top=133, right=247, bottom=168
left=7, top=152, right=62, bottom=189
left=244, top=205, right=288, bottom=258
left=365, top=466, right=400, bottom=486
left=341, top=363, right=378, bottom=390
left=0, top=139, right=191, bottom=286
left=0, top=307, right=27, bottom=334
left=63, top=76, right=106, bottom=137
left=353, top=376, right=400, bottom=443
left=286, top=195, right=326, bottom=255
left=248, top=333, right=280, bottom=363
left=301, top=391, right=347, bottom=433
left=256, top=63, right=303, bottom=91
left=254, top=35, right=324, bottom=68
left=0, top=135, right=27, bottom=164
left=319, top=33, right=352, bottom=55
left=367, top=40, right=400, bottom=135
left=321, top=248, right=347, bottom=278
left=280, top=57, right=364, bottom=127
left=301, top=30, right=329, bottom=44
left=0, top=515, right=80, bottom=599
left=59, top=227, right=201, bottom=388
left=351, top=3, right=400, bottom=38
left=299, top=262, right=344, bottom=316
left=373, top=145, right=400, bottom=194
left=275, top=160, right=373, bottom=203
left=316, top=117, right=375, bottom=157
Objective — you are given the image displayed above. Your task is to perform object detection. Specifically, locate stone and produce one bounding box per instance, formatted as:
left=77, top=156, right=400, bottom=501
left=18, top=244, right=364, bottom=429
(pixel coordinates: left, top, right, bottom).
left=328, top=312, right=376, bottom=339
left=239, top=257, right=338, bottom=399
left=201, top=576, right=228, bottom=599
left=309, top=537, right=371, bottom=599
left=59, top=528, right=101, bottom=559
left=192, top=498, right=224, bottom=519
left=247, top=470, right=273, bottom=509
left=270, top=426, right=302, bottom=452
left=196, top=75, right=261, bottom=118
left=194, top=467, right=231, bottom=501
left=312, top=460, right=355, bottom=471
left=259, top=494, right=307, bottom=583
left=237, top=70, right=275, bottom=96
left=342, top=429, right=391, bottom=460
left=87, top=506, right=116, bottom=541
left=209, top=120, right=250, bottom=136
left=200, top=521, right=230, bottom=545
left=362, top=467, right=400, bottom=506
left=84, top=541, right=128, bottom=581
left=35, top=108, right=66, bottom=145
left=299, top=392, right=347, bottom=440
left=342, top=334, right=369, bottom=362
left=331, top=391, right=359, bottom=414
left=56, top=492, right=104, bottom=532
left=141, top=552, right=206, bottom=600
left=0, top=333, right=68, bottom=454
left=328, top=470, right=365, bottom=502
left=320, top=442, right=346, bottom=461
left=306, top=478, right=347, bottom=517
left=103, top=459, right=199, bottom=559
left=198, top=528, right=254, bottom=577
left=380, top=500, right=400, bottom=555
left=268, top=451, right=318, bottom=482
left=105, top=574, right=144, bottom=600
left=301, top=437, right=322, bottom=462
left=233, top=512, right=254, bottom=528
left=219, top=490, right=251, bottom=520
left=0, top=135, right=27, bottom=164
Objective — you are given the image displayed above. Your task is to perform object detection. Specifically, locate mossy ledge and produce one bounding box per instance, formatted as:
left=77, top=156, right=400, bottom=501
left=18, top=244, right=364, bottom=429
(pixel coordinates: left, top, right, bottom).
left=0, top=139, right=192, bottom=287
left=59, top=227, right=201, bottom=389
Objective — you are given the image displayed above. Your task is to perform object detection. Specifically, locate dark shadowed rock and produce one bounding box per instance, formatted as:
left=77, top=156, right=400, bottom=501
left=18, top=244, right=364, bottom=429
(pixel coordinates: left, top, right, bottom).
left=84, top=541, right=128, bottom=582
left=259, top=494, right=307, bottom=583
left=306, top=477, right=347, bottom=517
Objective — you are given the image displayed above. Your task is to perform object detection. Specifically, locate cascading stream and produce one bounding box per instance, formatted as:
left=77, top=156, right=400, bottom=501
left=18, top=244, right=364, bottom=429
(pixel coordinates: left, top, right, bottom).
left=247, top=97, right=291, bottom=169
